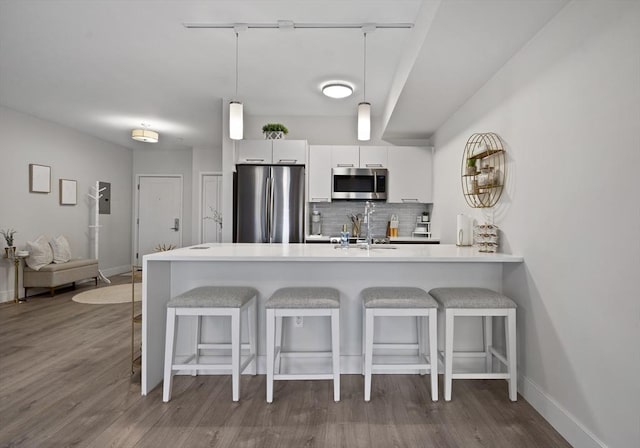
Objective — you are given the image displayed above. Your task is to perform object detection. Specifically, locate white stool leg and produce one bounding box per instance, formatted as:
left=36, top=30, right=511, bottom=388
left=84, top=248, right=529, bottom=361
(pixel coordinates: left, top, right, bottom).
left=275, top=315, right=283, bottom=374
left=428, top=310, right=438, bottom=401
left=419, top=315, right=427, bottom=375
left=484, top=315, right=493, bottom=373
left=266, top=309, right=275, bottom=403
left=163, top=308, right=177, bottom=402
left=231, top=309, right=241, bottom=402
left=364, top=308, right=374, bottom=402
left=444, top=309, right=454, bottom=401
left=331, top=309, right=340, bottom=402
left=361, top=302, right=366, bottom=376
left=506, top=309, right=518, bottom=401
left=193, top=315, right=201, bottom=377
left=248, top=297, right=257, bottom=375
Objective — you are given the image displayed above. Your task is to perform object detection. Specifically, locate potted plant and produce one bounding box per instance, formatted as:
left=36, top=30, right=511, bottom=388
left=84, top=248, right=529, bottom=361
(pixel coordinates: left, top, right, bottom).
left=262, top=123, right=289, bottom=140
left=1, top=228, right=17, bottom=258
left=466, top=158, right=477, bottom=176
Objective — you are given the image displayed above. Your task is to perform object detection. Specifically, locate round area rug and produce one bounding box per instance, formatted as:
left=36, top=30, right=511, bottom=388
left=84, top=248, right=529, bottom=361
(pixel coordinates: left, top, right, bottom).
left=72, top=283, right=141, bottom=304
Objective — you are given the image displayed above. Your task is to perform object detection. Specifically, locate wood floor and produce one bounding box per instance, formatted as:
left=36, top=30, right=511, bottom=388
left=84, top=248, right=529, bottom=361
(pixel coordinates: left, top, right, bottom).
left=0, top=275, right=571, bottom=448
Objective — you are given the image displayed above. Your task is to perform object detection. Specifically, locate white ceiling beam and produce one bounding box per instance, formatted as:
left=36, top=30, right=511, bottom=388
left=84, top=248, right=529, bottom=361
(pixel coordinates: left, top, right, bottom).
left=379, top=0, right=442, bottom=139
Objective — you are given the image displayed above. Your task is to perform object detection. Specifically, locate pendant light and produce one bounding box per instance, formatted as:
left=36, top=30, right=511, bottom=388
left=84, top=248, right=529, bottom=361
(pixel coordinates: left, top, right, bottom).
left=358, top=27, right=373, bottom=141
left=229, top=27, right=243, bottom=140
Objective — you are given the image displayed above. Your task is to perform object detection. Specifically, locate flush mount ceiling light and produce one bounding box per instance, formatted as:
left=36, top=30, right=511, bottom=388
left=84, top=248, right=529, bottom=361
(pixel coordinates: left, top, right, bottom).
left=229, top=25, right=246, bottom=141
left=322, top=83, right=353, bottom=99
left=131, top=124, right=159, bottom=143
left=358, top=25, right=375, bottom=142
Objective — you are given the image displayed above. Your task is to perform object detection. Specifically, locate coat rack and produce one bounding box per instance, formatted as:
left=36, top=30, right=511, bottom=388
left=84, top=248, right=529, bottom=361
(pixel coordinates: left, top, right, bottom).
left=88, top=181, right=110, bottom=284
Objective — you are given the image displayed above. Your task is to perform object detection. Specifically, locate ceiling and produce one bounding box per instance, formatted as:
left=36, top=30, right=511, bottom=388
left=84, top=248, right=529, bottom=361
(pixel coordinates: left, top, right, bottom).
left=0, top=0, right=568, bottom=150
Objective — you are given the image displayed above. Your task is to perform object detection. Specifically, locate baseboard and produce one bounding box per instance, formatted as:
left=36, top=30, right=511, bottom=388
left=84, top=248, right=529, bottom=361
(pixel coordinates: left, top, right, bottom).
left=0, top=289, right=12, bottom=304
left=101, top=264, right=132, bottom=278
left=520, top=375, right=607, bottom=448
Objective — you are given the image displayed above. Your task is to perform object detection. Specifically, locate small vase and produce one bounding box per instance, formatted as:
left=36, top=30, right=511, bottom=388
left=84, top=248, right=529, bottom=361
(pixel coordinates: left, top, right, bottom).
left=4, top=246, right=15, bottom=258
left=264, top=131, right=284, bottom=140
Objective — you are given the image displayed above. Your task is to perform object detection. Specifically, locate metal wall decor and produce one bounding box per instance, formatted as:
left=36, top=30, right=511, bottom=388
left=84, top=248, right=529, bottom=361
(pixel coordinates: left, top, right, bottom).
left=461, top=132, right=506, bottom=208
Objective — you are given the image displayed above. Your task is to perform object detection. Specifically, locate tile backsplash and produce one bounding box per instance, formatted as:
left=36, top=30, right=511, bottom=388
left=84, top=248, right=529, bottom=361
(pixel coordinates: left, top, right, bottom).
left=310, top=201, right=431, bottom=238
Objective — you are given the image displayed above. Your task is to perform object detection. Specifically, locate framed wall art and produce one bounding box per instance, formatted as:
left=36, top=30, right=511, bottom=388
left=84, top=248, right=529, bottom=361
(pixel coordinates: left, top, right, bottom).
left=29, top=164, right=51, bottom=193
left=59, top=179, right=77, bottom=205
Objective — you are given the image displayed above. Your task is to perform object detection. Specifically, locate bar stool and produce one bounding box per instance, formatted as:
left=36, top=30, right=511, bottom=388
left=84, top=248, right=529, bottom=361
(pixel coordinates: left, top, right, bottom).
left=163, top=286, right=258, bottom=402
left=428, top=287, right=517, bottom=401
left=265, top=287, right=340, bottom=403
left=361, top=287, right=439, bottom=402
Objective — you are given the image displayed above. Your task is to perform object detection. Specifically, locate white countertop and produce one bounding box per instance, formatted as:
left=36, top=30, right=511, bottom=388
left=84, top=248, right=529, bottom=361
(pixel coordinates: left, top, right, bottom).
left=143, top=243, right=522, bottom=263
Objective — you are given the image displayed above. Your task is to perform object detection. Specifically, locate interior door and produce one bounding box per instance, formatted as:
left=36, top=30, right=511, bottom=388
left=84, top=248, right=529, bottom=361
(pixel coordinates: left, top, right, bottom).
left=136, top=176, right=182, bottom=263
left=201, top=173, right=222, bottom=243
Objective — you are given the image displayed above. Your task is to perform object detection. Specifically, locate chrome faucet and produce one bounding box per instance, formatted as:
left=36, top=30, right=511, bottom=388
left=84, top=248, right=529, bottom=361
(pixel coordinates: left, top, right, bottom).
left=362, top=201, right=376, bottom=248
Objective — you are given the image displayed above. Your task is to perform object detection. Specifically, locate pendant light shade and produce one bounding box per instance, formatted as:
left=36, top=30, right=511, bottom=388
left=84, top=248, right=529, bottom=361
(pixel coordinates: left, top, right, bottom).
left=357, top=102, right=371, bottom=141
left=357, top=28, right=373, bottom=141
left=229, top=28, right=243, bottom=140
left=229, top=101, right=243, bottom=140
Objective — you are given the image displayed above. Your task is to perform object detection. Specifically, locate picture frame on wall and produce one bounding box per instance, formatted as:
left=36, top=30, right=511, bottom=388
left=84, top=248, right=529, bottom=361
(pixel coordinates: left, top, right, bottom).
left=59, top=179, right=77, bottom=205
left=29, top=163, right=51, bottom=193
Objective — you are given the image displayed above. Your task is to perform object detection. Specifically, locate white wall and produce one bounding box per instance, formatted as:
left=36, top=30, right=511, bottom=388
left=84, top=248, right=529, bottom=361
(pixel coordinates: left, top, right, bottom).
left=431, top=2, right=639, bottom=447
left=0, top=106, right=133, bottom=301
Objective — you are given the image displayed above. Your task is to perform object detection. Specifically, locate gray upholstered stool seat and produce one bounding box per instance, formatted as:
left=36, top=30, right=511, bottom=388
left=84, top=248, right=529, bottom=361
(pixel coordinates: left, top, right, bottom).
left=266, top=287, right=340, bottom=309
left=168, top=286, right=258, bottom=308
left=362, top=287, right=439, bottom=309
left=163, top=286, right=258, bottom=403
left=265, top=287, right=341, bottom=403
left=361, top=287, right=439, bottom=402
left=428, top=287, right=518, bottom=402
left=428, top=287, right=516, bottom=309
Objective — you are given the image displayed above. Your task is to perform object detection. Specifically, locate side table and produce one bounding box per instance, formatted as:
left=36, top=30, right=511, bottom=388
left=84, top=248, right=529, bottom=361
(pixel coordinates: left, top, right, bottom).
left=12, top=253, right=29, bottom=303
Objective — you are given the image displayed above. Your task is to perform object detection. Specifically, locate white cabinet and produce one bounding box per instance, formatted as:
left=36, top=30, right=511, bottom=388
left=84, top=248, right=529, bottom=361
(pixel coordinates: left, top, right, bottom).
left=387, top=146, right=433, bottom=203
left=237, top=140, right=307, bottom=165
left=330, top=145, right=359, bottom=168
left=329, top=145, right=388, bottom=168
left=272, top=140, right=307, bottom=165
left=237, top=140, right=271, bottom=164
left=359, top=146, right=388, bottom=168
left=308, top=145, right=332, bottom=202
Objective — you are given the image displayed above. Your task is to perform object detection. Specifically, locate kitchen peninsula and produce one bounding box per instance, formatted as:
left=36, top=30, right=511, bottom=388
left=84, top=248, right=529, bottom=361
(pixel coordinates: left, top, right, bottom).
left=141, top=243, right=522, bottom=395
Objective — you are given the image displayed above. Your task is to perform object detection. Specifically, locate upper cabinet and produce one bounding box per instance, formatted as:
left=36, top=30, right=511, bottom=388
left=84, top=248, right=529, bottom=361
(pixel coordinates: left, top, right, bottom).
left=387, top=146, right=433, bottom=203
left=272, top=140, right=307, bottom=165
left=329, top=145, right=388, bottom=168
left=330, top=145, right=360, bottom=168
left=237, top=140, right=271, bottom=164
left=237, top=140, right=307, bottom=165
left=308, top=145, right=332, bottom=203
left=359, top=146, right=388, bottom=168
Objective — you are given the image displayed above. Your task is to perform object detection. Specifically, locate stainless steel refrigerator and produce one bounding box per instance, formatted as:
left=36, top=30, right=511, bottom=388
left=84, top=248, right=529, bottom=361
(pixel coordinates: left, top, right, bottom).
left=234, top=165, right=305, bottom=243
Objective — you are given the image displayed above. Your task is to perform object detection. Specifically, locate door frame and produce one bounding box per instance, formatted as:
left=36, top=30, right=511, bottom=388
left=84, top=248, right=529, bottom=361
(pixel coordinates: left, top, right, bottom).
left=133, top=174, right=184, bottom=265
left=198, top=171, right=223, bottom=244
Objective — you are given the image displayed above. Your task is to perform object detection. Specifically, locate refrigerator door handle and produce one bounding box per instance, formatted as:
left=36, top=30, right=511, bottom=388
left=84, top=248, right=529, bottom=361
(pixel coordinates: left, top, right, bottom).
left=268, top=177, right=275, bottom=243
left=264, top=177, right=271, bottom=242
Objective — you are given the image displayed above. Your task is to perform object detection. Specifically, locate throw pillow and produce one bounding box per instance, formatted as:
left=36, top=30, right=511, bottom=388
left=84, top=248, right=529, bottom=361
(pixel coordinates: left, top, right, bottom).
left=50, top=235, right=72, bottom=264
left=25, top=235, right=54, bottom=271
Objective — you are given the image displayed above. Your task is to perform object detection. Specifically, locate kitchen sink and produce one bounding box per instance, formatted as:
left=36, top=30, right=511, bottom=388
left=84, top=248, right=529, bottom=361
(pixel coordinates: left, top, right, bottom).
left=333, top=244, right=397, bottom=250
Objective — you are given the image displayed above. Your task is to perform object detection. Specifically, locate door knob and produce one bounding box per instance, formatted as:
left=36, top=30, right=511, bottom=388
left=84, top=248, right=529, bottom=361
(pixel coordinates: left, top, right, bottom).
left=170, top=218, right=180, bottom=231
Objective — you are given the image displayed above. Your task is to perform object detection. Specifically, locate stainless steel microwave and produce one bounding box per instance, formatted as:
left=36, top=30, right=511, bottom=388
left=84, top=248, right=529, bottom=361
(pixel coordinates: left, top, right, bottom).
left=331, top=167, right=388, bottom=200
